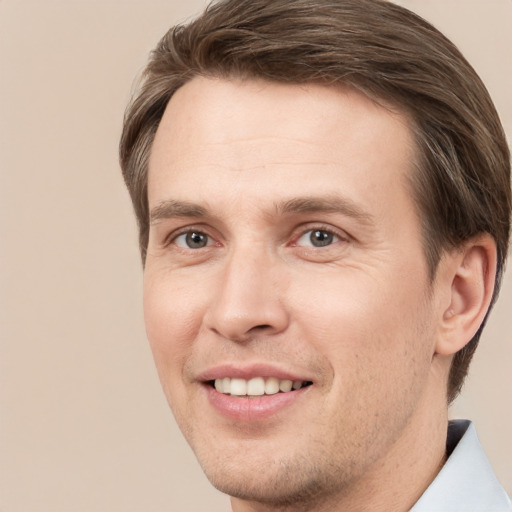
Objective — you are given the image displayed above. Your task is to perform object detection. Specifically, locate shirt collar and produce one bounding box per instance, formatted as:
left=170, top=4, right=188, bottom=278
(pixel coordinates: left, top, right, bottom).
left=411, top=419, right=511, bottom=511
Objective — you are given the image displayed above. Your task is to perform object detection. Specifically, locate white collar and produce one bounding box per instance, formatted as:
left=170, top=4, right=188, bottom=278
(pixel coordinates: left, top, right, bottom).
left=411, top=420, right=511, bottom=511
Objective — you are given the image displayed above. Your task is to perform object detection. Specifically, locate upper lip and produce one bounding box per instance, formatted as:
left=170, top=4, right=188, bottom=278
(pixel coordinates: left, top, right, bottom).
left=196, top=363, right=313, bottom=383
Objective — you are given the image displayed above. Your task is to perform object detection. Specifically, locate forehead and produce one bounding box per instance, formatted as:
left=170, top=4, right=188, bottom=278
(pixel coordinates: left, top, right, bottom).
left=148, top=77, right=416, bottom=221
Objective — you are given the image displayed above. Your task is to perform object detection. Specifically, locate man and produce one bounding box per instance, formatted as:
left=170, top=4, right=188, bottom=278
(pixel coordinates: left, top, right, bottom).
left=119, top=0, right=511, bottom=510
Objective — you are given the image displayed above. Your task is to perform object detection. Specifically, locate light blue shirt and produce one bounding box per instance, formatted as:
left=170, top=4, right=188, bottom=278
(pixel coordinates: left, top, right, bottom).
left=412, top=420, right=511, bottom=511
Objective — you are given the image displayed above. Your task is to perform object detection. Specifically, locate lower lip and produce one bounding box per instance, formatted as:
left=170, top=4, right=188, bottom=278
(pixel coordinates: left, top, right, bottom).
left=203, top=384, right=310, bottom=422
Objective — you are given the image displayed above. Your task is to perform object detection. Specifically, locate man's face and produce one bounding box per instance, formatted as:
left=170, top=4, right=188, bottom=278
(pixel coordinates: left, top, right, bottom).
left=145, top=77, right=443, bottom=506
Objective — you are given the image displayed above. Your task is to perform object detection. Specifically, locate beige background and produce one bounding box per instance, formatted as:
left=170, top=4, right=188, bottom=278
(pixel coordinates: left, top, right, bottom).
left=0, top=1, right=510, bottom=511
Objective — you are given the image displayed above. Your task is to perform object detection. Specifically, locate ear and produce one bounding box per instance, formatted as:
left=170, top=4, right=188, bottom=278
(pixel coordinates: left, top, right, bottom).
left=435, top=234, right=497, bottom=356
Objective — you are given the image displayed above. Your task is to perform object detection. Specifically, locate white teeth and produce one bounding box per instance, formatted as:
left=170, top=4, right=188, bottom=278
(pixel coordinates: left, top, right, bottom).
left=264, top=377, right=280, bottom=395
left=247, top=377, right=265, bottom=396
left=230, top=378, right=247, bottom=396
left=279, top=379, right=293, bottom=392
left=213, top=377, right=309, bottom=396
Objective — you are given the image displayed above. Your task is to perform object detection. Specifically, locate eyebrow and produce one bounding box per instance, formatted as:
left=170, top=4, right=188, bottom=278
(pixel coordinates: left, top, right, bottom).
left=149, top=195, right=374, bottom=226
left=277, top=196, right=374, bottom=226
left=150, top=200, right=208, bottom=224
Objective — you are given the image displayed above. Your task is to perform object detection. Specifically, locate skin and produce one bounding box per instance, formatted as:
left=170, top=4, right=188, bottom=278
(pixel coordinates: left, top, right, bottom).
left=144, top=77, right=495, bottom=511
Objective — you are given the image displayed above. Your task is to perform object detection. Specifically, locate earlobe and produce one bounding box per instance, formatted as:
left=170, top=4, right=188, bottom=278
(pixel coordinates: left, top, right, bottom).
left=435, top=235, right=497, bottom=356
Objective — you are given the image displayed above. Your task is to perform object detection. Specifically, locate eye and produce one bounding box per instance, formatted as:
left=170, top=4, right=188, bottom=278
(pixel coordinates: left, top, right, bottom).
left=296, top=229, right=340, bottom=248
left=174, top=231, right=211, bottom=249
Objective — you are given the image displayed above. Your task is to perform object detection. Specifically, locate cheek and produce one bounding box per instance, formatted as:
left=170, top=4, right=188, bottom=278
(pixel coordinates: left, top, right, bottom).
left=143, top=273, right=204, bottom=382
left=290, top=265, right=434, bottom=385
left=339, top=291, right=435, bottom=415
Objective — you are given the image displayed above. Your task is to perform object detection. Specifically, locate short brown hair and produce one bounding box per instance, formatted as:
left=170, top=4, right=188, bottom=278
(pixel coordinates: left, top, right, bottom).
left=119, top=0, right=511, bottom=402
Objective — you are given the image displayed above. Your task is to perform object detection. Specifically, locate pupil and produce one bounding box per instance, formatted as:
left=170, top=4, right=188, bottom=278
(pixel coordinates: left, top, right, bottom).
left=311, top=230, right=333, bottom=247
left=186, top=232, right=207, bottom=248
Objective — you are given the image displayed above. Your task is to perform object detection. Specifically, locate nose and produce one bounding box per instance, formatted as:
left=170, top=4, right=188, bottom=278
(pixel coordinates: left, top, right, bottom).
left=204, top=246, right=289, bottom=342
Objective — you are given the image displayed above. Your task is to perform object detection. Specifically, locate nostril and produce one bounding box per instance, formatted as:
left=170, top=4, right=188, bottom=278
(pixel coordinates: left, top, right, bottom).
left=252, top=324, right=272, bottom=331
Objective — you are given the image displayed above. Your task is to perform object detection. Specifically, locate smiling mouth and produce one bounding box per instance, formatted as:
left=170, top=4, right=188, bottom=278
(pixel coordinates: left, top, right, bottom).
left=208, top=377, right=313, bottom=397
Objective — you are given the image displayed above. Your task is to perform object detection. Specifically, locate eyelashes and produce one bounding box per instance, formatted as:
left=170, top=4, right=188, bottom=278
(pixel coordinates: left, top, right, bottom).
left=163, top=223, right=349, bottom=254
left=294, top=228, right=342, bottom=248
left=174, top=231, right=214, bottom=249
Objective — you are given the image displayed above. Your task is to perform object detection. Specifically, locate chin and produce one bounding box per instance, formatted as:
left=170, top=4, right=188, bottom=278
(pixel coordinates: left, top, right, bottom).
left=208, top=470, right=330, bottom=508
left=193, top=440, right=352, bottom=509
